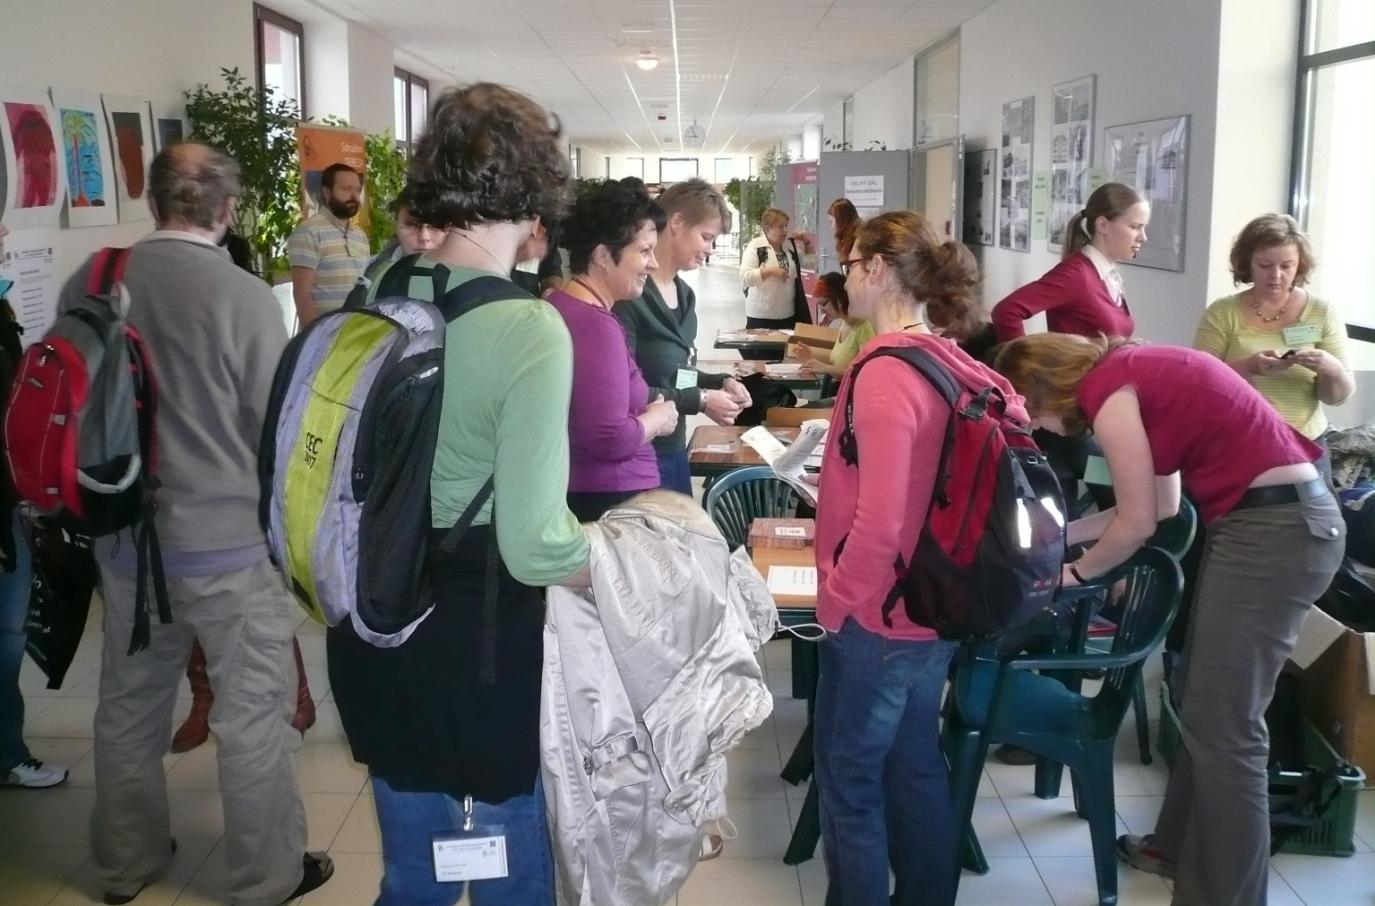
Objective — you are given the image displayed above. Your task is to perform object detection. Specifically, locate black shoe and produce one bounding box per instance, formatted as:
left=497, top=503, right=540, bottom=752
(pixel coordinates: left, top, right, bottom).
left=993, top=744, right=1038, bottom=766
left=283, top=852, right=334, bottom=903
left=103, top=839, right=178, bottom=904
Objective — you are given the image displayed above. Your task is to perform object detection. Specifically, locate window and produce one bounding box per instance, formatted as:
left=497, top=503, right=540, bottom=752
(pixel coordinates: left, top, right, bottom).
left=1292, top=0, right=1375, bottom=345
left=659, top=158, right=699, bottom=183
left=842, top=98, right=855, bottom=149
left=714, top=157, right=736, bottom=183
left=254, top=4, right=305, bottom=116
left=569, top=144, right=581, bottom=179
left=604, top=156, right=611, bottom=179
left=914, top=32, right=960, bottom=147
left=394, top=67, right=430, bottom=156
left=625, top=157, right=645, bottom=181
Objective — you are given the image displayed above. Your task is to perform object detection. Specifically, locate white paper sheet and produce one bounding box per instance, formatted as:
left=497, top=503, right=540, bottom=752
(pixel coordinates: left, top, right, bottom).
left=767, top=565, right=817, bottom=598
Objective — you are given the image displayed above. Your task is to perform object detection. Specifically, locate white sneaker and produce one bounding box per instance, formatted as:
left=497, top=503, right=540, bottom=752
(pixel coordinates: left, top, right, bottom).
left=4, top=758, right=69, bottom=788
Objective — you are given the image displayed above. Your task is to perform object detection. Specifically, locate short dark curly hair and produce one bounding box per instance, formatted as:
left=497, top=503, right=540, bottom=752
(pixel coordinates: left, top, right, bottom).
left=406, top=83, right=569, bottom=230
left=561, top=180, right=666, bottom=274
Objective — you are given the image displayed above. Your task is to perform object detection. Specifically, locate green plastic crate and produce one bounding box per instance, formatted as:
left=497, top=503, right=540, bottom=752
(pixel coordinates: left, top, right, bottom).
left=1157, top=682, right=1365, bottom=856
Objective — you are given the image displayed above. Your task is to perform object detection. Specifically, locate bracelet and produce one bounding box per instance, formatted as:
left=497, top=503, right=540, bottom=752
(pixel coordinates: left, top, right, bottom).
left=1069, top=563, right=1089, bottom=584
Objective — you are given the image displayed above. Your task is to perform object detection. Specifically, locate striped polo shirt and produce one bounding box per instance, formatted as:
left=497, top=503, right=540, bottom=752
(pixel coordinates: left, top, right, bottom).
left=286, top=209, right=369, bottom=312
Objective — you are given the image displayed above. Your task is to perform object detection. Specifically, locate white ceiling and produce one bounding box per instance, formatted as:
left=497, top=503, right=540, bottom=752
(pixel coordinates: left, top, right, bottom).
left=289, top=0, right=996, bottom=156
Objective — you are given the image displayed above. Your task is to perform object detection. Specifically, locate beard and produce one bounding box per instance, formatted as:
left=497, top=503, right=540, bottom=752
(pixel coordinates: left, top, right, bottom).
left=326, top=197, right=359, bottom=219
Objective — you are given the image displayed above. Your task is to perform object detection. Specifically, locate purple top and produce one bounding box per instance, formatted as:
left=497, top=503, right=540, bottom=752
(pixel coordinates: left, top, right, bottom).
left=547, top=290, right=661, bottom=493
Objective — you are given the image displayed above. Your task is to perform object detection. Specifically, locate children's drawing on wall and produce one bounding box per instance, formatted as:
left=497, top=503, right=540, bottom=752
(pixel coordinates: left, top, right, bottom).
left=50, top=87, right=119, bottom=228
left=102, top=94, right=154, bottom=223
left=0, top=85, right=67, bottom=230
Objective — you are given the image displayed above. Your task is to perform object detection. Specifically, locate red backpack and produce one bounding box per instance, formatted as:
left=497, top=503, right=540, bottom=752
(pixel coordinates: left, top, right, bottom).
left=3, top=247, right=170, bottom=652
left=837, top=345, right=1066, bottom=639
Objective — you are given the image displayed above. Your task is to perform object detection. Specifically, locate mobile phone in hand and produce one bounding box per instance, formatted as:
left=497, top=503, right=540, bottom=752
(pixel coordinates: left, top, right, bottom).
left=1281, top=349, right=1297, bottom=359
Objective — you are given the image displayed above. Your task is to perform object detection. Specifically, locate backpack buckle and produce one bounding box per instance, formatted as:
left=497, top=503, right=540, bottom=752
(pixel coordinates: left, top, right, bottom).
left=960, top=388, right=994, bottom=421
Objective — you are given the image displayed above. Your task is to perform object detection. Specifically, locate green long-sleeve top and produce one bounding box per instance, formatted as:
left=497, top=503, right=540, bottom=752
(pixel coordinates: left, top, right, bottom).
left=614, top=276, right=725, bottom=454
left=371, top=259, right=589, bottom=585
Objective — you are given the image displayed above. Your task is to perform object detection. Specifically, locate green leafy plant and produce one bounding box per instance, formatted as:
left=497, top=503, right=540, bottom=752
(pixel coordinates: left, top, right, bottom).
left=364, top=132, right=407, bottom=254
left=727, top=146, right=789, bottom=253
left=184, top=67, right=301, bottom=279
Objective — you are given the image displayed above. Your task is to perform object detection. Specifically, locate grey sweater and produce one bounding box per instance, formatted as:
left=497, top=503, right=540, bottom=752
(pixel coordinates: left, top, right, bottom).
left=58, top=233, right=287, bottom=564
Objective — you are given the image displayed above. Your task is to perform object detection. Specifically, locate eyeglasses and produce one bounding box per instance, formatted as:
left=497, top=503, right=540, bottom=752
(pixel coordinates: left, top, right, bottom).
left=840, top=257, right=866, bottom=276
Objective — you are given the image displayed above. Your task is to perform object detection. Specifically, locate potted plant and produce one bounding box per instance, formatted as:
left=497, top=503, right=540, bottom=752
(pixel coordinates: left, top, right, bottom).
left=184, top=67, right=301, bottom=280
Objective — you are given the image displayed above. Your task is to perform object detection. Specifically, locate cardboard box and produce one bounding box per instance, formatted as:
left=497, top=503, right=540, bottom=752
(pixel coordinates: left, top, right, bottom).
left=765, top=405, right=833, bottom=428
left=749, top=518, right=816, bottom=550
left=787, top=323, right=838, bottom=354
left=1294, top=606, right=1375, bottom=778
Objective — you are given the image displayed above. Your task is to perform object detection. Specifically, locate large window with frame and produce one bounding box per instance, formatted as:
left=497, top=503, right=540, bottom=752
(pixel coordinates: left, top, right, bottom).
left=254, top=4, right=305, bottom=116
left=394, top=68, right=430, bottom=156
left=1291, top=0, right=1374, bottom=346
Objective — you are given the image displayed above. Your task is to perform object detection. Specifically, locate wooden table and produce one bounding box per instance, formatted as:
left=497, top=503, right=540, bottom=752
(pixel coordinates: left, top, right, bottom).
left=686, top=425, right=798, bottom=478
left=713, top=329, right=791, bottom=356
left=695, top=359, right=823, bottom=391
left=749, top=526, right=821, bottom=864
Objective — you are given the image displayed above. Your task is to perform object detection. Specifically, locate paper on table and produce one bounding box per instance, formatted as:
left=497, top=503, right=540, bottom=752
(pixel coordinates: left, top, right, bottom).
left=742, top=419, right=828, bottom=506
left=767, top=565, right=817, bottom=597
left=764, top=363, right=806, bottom=376
left=700, top=443, right=736, bottom=453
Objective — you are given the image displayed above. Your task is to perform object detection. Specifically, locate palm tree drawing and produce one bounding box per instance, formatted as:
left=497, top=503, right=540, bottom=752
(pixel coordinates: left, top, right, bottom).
left=62, top=108, right=98, bottom=207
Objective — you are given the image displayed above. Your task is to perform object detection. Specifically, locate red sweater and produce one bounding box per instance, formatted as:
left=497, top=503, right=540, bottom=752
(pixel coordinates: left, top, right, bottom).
left=815, top=333, right=1029, bottom=640
left=992, top=252, right=1135, bottom=341
left=1078, top=345, right=1321, bottom=524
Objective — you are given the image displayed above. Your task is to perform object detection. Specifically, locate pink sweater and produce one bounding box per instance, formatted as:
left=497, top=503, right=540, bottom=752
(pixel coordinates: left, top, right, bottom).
left=815, top=333, right=1029, bottom=641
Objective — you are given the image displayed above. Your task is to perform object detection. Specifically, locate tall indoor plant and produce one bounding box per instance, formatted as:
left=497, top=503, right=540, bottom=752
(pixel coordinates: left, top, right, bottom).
left=184, top=67, right=301, bottom=278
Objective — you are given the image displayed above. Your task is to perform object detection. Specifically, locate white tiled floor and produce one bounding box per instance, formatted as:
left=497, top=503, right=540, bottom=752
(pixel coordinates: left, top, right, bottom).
left=3, top=265, right=1372, bottom=905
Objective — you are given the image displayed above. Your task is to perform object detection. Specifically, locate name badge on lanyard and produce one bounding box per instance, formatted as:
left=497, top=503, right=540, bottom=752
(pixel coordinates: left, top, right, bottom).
left=431, top=795, right=509, bottom=883
left=676, top=368, right=698, bottom=390
left=1281, top=322, right=1321, bottom=347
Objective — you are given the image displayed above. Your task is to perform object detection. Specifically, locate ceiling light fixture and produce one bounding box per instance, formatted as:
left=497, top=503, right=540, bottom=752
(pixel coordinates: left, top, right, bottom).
left=635, top=51, right=660, bottom=71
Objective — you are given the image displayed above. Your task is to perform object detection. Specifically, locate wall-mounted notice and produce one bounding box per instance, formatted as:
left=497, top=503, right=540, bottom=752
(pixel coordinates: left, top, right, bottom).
left=1048, top=74, right=1096, bottom=253
left=0, top=229, right=59, bottom=342
left=1031, top=171, right=1050, bottom=241
left=843, top=174, right=884, bottom=215
left=998, top=96, right=1034, bottom=252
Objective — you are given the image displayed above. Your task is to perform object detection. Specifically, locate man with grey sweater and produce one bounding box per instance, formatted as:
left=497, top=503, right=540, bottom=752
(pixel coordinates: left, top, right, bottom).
left=57, top=144, right=331, bottom=906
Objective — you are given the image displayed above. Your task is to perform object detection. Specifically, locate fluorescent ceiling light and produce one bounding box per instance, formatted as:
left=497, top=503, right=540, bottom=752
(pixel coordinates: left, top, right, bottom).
left=636, top=51, right=660, bottom=71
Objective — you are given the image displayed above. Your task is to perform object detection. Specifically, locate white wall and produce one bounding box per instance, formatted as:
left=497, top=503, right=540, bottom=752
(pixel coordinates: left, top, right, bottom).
left=820, top=103, right=844, bottom=149
left=802, top=123, right=823, bottom=161
left=2, top=0, right=257, bottom=289
left=305, top=20, right=396, bottom=134
left=853, top=56, right=915, bottom=151
left=959, top=0, right=1223, bottom=345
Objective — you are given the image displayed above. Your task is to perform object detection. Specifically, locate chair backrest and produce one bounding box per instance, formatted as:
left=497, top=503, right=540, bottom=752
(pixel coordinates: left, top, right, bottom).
left=703, top=466, right=801, bottom=550
left=1102, top=546, right=1185, bottom=702
left=1147, top=497, right=1198, bottom=560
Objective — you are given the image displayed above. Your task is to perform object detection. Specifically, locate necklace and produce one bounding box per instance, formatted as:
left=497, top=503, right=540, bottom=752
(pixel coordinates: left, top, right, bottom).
left=451, top=231, right=507, bottom=274
left=570, top=277, right=612, bottom=309
left=900, top=321, right=926, bottom=332
left=1249, top=289, right=1290, bottom=323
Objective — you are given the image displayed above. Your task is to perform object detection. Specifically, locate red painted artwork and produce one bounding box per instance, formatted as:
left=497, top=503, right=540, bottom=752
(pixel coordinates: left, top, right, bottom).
left=111, top=111, right=146, bottom=199
left=4, top=102, right=59, bottom=208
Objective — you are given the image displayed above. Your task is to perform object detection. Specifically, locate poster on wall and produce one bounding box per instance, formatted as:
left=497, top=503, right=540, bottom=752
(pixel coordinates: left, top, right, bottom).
left=49, top=87, right=119, bottom=229
left=102, top=94, right=155, bottom=223
left=843, top=174, right=884, bottom=219
left=296, top=123, right=367, bottom=225
left=998, top=96, right=1033, bottom=252
left=0, top=85, right=67, bottom=231
left=149, top=100, right=188, bottom=152
left=1047, top=75, right=1095, bottom=253
left=1103, top=115, right=1189, bottom=272
left=962, top=148, right=996, bottom=247
left=0, top=228, right=60, bottom=341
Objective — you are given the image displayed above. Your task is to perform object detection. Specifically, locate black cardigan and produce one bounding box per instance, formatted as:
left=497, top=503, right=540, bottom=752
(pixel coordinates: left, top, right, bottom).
left=614, top=276, right=725, bottom=454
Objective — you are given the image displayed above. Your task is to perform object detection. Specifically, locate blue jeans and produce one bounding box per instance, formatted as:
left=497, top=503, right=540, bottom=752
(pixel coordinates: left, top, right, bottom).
left=0, top=513, right=32, bottom=774
left=814, top=618, right=959, bottom=906
left=372, top=774, right=554, bottom=906
left=656, top=449, right=693, bottom=496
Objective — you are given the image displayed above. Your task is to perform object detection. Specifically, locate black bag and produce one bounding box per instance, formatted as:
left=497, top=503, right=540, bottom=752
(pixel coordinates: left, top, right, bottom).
left=0, top=296, right=24, bottom=569
left=734, top=372, right=797, bottom=427
left=23, top=521, right=97, bottom=689
left=787, top=239, right=811, bottom=326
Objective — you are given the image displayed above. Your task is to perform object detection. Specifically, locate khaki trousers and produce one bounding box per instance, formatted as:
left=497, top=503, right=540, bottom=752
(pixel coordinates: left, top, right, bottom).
left=1155, top=496, right=1345, bottom=906
left=91, top=558, right=307, bottom=905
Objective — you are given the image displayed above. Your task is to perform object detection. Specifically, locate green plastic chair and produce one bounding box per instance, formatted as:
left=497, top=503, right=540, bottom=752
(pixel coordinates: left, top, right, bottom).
left=703, top=465, right=802, bottom=547
left=945, top=547, right=1184, bottom=906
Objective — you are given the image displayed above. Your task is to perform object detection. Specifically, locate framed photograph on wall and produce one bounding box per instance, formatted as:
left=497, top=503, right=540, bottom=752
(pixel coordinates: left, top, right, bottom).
left=1047, top=74, right=1095, bottom=253
left=998, top=96, right=1033, bottom=252
left=963, top=147, right=996, bottom=247
left=1103, top=114, right=1189, bottom=271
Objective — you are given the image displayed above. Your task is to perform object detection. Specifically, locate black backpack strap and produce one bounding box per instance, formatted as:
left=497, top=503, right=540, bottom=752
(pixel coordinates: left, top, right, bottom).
left=128, top=508, right=173, bottom=655
left=838, top=345, right=962, bottom=466
left=435, top=275, right=536, bottom=322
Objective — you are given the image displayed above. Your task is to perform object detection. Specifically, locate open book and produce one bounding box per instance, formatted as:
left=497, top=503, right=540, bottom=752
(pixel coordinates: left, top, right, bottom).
left=740, top=419, right=828, bottom=507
